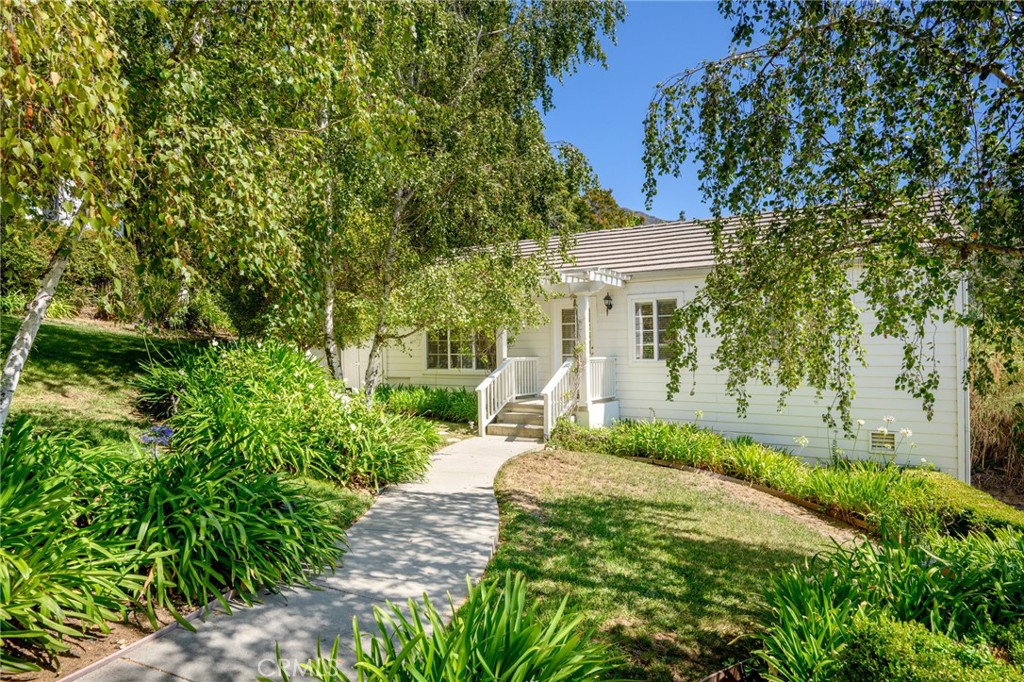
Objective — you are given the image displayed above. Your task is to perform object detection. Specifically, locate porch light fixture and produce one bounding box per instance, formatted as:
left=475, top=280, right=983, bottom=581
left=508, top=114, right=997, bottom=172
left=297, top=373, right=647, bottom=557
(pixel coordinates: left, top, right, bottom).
left=603, top=292, right=613, bottom=315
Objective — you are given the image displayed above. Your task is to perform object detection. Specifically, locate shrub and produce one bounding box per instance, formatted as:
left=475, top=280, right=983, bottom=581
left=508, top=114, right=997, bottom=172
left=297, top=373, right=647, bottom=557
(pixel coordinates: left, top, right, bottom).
left=549, top=419, right=1024, bottom=535
left=136, top=340, right=439, bottom=488
left=377, top=384, right=478, bottom=423
left=913, top=470, right=1024, bottom=534
left=546, top=417, right=611, bottom=453
left=0, top=292, right=76, bottom=319
left=756, top=531, right=1024, bottom=681
left=165, top=289, right=234, bottom=333
left=835, top=615, right=1023, bottom=682
left=269, top=571, right=616, bottom=682
left=83, top=442, right=346, bottom=623
left=0, top=420, right=145, bottom=673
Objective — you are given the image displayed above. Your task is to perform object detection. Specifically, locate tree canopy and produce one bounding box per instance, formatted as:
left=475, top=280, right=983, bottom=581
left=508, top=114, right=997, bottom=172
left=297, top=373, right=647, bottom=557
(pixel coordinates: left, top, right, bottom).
left=643, top=0, right=1023, bottom=430
left=1, top=0, right=625, bottom=425
left=576, top=187, right=644, bottom=231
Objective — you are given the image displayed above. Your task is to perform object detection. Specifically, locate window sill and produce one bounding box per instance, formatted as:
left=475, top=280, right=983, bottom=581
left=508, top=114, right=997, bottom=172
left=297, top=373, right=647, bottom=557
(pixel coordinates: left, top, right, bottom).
left=423, top=368, right=493, bottom=374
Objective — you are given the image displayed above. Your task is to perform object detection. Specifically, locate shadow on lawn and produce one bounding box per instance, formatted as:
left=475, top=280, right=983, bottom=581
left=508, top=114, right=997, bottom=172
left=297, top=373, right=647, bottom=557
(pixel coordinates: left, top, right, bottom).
left=0, top=318, right=183, bottom=394
left=491, top=488, right=814, bottom=681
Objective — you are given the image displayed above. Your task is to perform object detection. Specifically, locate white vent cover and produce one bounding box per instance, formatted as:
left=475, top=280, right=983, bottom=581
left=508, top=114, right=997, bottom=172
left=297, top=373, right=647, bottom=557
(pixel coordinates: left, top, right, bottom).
left=870, top=431, right=896, bottom=453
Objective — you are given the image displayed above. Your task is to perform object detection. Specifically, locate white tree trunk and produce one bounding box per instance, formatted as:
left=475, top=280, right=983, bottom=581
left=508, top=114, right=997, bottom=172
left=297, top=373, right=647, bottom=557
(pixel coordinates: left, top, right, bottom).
left=0, top=192, right=83, bottom=433
left=323, top=275, right=344, bottom=382
left=363, top=333, right=384, bottom=401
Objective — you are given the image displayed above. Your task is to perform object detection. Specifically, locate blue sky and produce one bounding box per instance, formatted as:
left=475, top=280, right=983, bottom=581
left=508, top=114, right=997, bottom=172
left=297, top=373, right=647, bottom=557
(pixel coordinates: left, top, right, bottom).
left=542, top=1, right=736, bottom=221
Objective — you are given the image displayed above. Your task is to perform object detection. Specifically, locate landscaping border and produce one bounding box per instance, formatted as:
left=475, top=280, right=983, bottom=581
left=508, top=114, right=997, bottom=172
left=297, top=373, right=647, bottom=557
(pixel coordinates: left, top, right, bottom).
left=59, top=604, right=207, bottom=682
left=627, top=456, right=872, bottom=531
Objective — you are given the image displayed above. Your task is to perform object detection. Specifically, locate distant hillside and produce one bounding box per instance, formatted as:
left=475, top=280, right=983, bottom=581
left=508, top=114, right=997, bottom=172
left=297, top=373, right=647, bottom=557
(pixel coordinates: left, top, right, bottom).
left=627, top=209, right=668, bottom=225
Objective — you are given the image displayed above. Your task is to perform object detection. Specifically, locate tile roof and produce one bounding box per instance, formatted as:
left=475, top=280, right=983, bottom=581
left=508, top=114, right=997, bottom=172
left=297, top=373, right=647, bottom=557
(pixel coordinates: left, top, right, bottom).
left=518, top=215, right=752, bottom=274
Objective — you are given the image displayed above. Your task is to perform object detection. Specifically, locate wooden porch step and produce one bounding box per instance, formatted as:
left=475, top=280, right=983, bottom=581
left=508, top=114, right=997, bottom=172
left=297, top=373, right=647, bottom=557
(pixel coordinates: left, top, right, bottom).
left=504, top=398, right=543, bottom=413
left=497, top=407, right=543, bottom=426
left=486, top=422, right=545, bottom=439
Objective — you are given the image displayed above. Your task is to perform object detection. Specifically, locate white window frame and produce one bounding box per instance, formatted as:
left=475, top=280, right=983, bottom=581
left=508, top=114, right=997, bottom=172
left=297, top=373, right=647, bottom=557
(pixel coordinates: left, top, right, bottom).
left=629, top=296, right=678, bottom=363
left=424, top=329, right=495, bottom=372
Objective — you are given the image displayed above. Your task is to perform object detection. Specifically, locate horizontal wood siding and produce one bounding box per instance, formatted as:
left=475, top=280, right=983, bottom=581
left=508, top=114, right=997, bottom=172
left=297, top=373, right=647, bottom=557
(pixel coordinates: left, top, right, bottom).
left=376, top=267, right=967, bottom=479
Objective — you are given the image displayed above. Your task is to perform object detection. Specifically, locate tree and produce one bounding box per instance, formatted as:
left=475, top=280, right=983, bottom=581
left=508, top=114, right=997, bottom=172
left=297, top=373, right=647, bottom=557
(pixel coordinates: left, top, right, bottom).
left=577, top=187, right=643, bottom=230
left=1, top=1, right=366, bottom=431
left=643, top=0, right=1023, bottom=430
left=111, top=1, right=358, bottom=333
left=317, top=0, right=625, bottom=397
left=1, top=0, right=131, bottom=430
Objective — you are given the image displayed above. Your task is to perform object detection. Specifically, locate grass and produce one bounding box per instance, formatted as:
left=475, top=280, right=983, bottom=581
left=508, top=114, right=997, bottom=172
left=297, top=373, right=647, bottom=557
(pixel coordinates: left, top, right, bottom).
left=0, top=315, right=192, bottom=447
left=488, top=449, right=847, bottom=681
left=294, top=476, right=374, bottom=528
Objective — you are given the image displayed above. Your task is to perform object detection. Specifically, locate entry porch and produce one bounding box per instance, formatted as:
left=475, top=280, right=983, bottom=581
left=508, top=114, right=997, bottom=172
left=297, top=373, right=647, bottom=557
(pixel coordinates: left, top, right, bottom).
left=475, top=267, right=629, bottom=438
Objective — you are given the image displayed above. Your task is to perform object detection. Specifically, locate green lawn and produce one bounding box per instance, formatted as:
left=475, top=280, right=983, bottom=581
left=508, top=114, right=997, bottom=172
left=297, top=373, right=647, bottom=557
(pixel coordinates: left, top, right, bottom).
left=0, top=315, right=194, bottom=447
left=489, top=449, right=856, bottom=681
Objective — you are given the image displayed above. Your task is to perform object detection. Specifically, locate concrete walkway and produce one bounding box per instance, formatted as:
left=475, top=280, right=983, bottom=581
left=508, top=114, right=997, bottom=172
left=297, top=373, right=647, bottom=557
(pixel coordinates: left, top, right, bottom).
left=77, top=436, right=540, bottom=682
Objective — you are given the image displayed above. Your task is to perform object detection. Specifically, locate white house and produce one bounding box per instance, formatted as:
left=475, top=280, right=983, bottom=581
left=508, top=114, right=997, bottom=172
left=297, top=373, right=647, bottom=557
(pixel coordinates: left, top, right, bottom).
left=342, top=217, right=971, bottom=482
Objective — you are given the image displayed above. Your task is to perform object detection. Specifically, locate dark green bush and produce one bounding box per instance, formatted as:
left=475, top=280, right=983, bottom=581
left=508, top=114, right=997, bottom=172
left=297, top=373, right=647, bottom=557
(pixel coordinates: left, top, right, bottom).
left=756, top=531, right=1024, bottom=681
left=85, top=443, right=345, bottom=623
left=835, top=615, right=1023, bottom=682
left=0, top=229, right=138, bottom=318
left=0, top=420, right=146, bottom=673
left=270, top=571, right=616, bottom=682
left=993, top=621, right=1024, bottom=666
left=377, top=384, right=478, bottom=423
left=136, top=340, right=440, bottom=487
left=914, top=470, right=1024, bottom=534
left=165, top=289, right=234, bottom=333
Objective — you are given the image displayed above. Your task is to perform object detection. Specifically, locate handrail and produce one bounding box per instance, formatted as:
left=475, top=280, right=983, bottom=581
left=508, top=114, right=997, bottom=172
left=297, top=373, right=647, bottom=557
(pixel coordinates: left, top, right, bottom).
left=541, top=359, right=576, bottom=439
left=475, top=356, right=539, bottom=437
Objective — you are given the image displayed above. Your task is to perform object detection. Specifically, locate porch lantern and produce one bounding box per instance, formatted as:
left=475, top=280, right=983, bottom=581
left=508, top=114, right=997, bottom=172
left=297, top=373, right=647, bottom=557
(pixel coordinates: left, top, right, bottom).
left=603, top=292, right=613, bottom=315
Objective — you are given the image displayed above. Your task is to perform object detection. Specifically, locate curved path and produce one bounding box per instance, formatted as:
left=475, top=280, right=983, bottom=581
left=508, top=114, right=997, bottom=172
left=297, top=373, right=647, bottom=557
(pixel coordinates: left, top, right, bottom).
left=75, top=436, right=540, bottom=682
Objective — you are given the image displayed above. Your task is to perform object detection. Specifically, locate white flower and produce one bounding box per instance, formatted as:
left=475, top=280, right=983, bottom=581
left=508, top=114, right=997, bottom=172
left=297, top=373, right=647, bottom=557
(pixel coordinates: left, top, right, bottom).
left=694, top=409, right=704, bottom=420
left=211, top=339, right=219, bottom=347
left=349, top=423, right=358, bottom=431
left=921, top=457, right=928, bottom=463
left=856, top=419, right=865, bottom=427
left=883, top=415, right=895, bottom=424
left=877, top=426, right=888, bottom=435
left=307, top=383, right=315, bottom=390
left=899, top=428, right=913, bottom=438
left=794, top=435, right=810, bottom=448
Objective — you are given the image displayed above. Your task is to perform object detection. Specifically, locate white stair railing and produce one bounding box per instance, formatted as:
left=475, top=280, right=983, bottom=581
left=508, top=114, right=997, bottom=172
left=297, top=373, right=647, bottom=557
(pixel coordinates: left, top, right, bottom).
left=541, top=359, right=576, bottom=439
left=588, top=357, right=616, bottom=401
left=475, top=357, right=539, bottom=436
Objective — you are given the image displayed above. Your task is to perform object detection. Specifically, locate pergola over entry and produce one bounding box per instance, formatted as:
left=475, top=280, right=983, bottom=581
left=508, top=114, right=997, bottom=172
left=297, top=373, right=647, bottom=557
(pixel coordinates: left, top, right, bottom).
left=481, top=267, right=630, bottom=438
left=540, top=267, right=630, bottom=424
left=543, top=267, right=631, bottom=297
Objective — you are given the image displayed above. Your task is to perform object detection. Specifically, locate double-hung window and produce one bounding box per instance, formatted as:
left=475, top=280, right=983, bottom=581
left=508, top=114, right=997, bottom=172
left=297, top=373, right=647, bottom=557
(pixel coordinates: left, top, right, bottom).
left=633, top=299, right=676, bottom=361
left=426, top=330, right=496, bottom=371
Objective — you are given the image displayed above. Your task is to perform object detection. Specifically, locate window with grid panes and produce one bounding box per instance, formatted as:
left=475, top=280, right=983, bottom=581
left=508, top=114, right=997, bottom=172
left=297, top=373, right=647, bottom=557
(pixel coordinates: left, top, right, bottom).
left=560, top=308, right=577, bottom=361
left=426, top=330, right=496, bottom=370
left=633, top=299, right=676, bottom=360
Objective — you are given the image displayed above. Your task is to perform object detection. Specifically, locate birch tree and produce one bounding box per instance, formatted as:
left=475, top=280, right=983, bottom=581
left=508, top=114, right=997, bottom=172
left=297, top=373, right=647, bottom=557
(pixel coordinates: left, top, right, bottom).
left=324, top=0, right=624, bottom=397
left=643, top=0, right=1023, bottom=430
left=1, top=0, right=130, bottom=430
